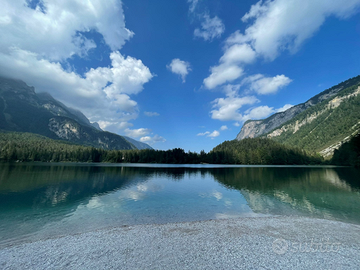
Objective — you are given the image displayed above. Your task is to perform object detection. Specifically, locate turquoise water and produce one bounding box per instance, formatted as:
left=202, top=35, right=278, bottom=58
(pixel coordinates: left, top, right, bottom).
left=0, top=163, right=360, bottom=247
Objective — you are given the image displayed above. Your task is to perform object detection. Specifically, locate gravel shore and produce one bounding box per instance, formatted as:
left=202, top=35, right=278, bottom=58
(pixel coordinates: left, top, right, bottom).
left=1, top=216, right=360, bottom=269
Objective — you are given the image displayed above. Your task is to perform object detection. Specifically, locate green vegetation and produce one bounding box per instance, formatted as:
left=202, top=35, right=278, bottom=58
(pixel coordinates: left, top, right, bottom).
left=268, top=84, right=360, bottom=152
left=0, top=131, right=323, bottom=165
left=331, top=134, right=360, bottom=167
left=212, top=138, right=323, bottom=165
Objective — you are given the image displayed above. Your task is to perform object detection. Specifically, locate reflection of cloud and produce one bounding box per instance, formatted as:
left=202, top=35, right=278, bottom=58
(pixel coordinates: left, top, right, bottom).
left=87, top=197, right=103, bottom=209
left=199, top=190, right=224, bottom=201
left=225, top=200, right=232, bottom=207
left=137, top=184, right=148, bottom=192
left=212, top=191, right=223, bottom=200
left=120, top=183, right=165, bottom=201
left=119, top=190, right=145, bottom=201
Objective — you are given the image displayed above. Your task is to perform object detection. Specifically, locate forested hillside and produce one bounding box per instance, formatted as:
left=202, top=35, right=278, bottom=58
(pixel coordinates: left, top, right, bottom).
left=0, top=132, right=323, bottom=165
left=212, top=138, right=323, bottom=165
left=0, top=77, right=151, bottom=150
left=267, top=84, right=360, bottom=155
left=331, top=134, right=360, bottom=167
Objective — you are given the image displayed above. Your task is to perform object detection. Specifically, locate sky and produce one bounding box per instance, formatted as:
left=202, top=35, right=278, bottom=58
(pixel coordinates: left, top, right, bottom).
left=1, top=0, right=360, bottom=152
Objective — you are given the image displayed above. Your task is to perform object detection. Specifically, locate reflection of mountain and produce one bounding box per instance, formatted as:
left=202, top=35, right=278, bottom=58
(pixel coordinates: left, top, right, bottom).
left=210, top=167, right=360, bottom=224
left=0, top=164, right=148, bottom=209
left=0, top=164, right=210, bottom=209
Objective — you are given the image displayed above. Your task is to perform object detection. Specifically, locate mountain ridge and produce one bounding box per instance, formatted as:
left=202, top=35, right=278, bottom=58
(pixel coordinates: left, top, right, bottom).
left=236, top=75, right=360, bottom=141
left=0, top=76, right=152, bottom=150
left=236, top=75, right=360, bottom=156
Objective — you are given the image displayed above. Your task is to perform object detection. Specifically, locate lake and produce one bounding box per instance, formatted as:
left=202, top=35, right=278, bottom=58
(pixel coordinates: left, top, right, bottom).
left=0, top=162, right=360, bottom=247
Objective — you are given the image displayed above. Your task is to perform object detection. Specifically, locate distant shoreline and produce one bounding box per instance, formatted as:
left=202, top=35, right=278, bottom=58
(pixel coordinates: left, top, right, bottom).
left=0, top=160, right=343, bottom=168
left=1, top=216, right=360, bottom=269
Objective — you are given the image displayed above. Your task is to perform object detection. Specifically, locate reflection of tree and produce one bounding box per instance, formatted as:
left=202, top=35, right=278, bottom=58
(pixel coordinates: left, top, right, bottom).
left=0, top=164, right=149, bottom=209
left=0, top=165, right=207, bottom=209
left=210, top=167, right=360, bottom=224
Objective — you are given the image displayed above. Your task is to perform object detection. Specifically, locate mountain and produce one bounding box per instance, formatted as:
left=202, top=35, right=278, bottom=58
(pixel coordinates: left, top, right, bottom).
left=0, top=76, right=150, bottom=150
left=236, top=75, right=360, bottom=157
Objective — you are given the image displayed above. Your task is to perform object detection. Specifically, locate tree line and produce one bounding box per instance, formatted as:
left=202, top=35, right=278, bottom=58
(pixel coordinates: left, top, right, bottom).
left=331, top=134, right=360, bottom=168
left=0, top=131, right=325, bottom=165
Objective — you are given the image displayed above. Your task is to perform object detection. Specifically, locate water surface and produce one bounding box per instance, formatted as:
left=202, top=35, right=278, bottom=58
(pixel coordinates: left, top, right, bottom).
left=0, top=162, right=359, bottom=247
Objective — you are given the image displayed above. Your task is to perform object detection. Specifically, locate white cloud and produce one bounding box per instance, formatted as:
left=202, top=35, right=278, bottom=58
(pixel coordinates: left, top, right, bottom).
left=188, top=0, right=200, bottom=13
left=0, top=0, right=133, bottom=61
left=243, top=106, right=275, bottom=121
left=197, top=130, right=221, bottom=138
left=220, top=44, right=257, bottom=65
left=0, top=1, right=158, bottom=138
left=144, top=111, right=160, bottom=117
left=209, top=82, right=293, bottom=122
left=124, top=128, right=151, bottom=138
left=203, top=44, right=256, bottom=89
left=140, top=135, right=166, bottom=145
left=208, top=130, right=220, bottom=138
left=242, top=103, right=295, bottom=122
left=167, top=58, right=191, bottom=83
left=203, top=0, right=360, bottom=88
left=277, top=104, right=294, bottom=112
left=244, top=74, right=292, bottom=95
left=0, top=49, right=153, bottom=127
left=220, top=125, right=228, bottom=131
left=197, top=131, right=210, bottom=136
left=194, top=14, right=225, bottom=41
left=238, top=0, right=360, bottom=60
left=203, top=64, right=244, bottom=89
left=211, top=95, right=259, bottom=122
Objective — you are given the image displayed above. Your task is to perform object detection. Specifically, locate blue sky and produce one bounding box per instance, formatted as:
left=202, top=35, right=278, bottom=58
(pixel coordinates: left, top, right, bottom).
left=1, top=0, right=360, bottom=152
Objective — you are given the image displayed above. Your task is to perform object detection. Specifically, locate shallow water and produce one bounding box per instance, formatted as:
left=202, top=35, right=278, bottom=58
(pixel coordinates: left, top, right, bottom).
left=0, top=162, right=359, bottom=247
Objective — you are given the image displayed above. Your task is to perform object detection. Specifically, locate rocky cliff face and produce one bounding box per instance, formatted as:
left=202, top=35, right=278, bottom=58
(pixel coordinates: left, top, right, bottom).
left=0, top=76, right=151, bottom=150
left=236, top=104, right=310, bottom=140
left=236, top=75, right=360, bottom=141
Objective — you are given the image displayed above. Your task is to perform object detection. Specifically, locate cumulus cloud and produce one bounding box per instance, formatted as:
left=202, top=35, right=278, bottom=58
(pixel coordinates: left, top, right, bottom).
left=208, top=130, right=220, bottom=138
left=239, top=0, right=360, bottom=60
left=203, top=64, right=244, bottom=89
left=220, top=125, right=228, bottom=131
left=0, top=0, right=133, bottom=61
left=144, top=111, right=160, bottom=117
left=242, top=104, right=296, bottom=122
left=210, top=83, right=293, bottom=122
left=0, top=0, right=159, bottom=138
left=197, top=131, right=210, bottom=136
left=277, top=104, right=294, bottom=112
left=211, top=94, right=259, bottom=122
left=243, top=106, right=275, bottom=121
left=140, top=135, right=166, bottom=145
left=0, top=49, right=153, bottom=127
left=197, top=130, right=220, bottom=138
left=194, top=14, right=225, bottom=41
left=203, top=44, right=257, bottom=89
left=219, top=44, right=257, bottom=65
left=124, top=128, right=151, bottom=138
left=188, top=0, right=200, bottom=13
left=167, top=58, right=191, bottom=83
left=244, top=74, right=292, bottom=95
left=204, top=0, right=360, bottom=88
